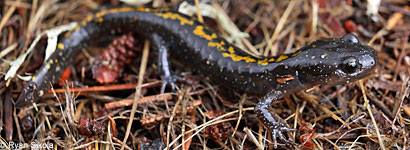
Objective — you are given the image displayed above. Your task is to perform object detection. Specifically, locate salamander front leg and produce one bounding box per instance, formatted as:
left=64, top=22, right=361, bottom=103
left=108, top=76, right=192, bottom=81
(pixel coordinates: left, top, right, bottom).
left=151, top=34, right=192, bottom=93
left=254, top=90, right=296, bottom=148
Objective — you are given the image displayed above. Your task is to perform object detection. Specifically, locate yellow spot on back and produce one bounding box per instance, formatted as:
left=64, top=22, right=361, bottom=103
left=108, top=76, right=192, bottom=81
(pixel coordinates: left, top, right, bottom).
left=156, top=12, right=194, bottom=25
left=64, top=31, right=71, bottom=37
left=107, top=9, right=119, bottom=13
left=193, top=26, right=216, bottom=41
left=292, top=50, right=302, bottom=57
left=193, top=25, right=263, bottom=64
left=258, top=58, right=269, bottom=65
left=211, top=33, right=217, bottom=39
left=84, top=16, right=93, bottom=22
left=192, top=25, right=267, bottom=64
left=208, top=42, right=226, bottom=51
left=95, top=17, right=103, bottom=22
left=46, top=64, right=51, bottom=69
left=119, top=7, right=136, bottom=12
left=95, top=10, right=109, bottom=17
left=31, top=76, right=36, bottom=80
left=50, top=59, right=54, bottom=64
left=222, top=53, right=256, bottom=63
left=93, top=8, right=164, bottom=18
left=228, top=46, right=235, bottom=53
left=58, top=43, right=64, bottom=49
left=81, top=7, right=167, bottom=31
left=74, top=26, right=80, bottom=31
left=81, top=21, right=87, bottom=26
left=135, top=7, right=164, bottom=12
left=55, top=59, right=58, bottom=63
left=276, top=55, right=289, bottom=62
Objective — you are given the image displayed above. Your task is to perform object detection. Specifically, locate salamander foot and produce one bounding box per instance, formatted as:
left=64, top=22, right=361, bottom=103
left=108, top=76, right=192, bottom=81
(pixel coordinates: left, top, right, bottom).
left=268, top=122, right=297, bottom=148
left=255, top=92, right=298, bottom=148
left=160, top=74, right=194, bottom=93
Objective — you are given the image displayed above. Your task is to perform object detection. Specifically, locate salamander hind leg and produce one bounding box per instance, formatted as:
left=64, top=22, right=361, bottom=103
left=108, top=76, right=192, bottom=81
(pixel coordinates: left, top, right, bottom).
left=254, top=90, right=297, bottom=148
left=151, top=34, right=193, bottom=93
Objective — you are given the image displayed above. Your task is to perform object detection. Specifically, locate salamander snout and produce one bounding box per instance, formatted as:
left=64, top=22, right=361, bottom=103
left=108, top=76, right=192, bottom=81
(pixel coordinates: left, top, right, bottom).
left=15, top=82, right=38, bottom=107
left=359, top=52, right=377, bottom=71
left=356, top=48, right=378, bottom=77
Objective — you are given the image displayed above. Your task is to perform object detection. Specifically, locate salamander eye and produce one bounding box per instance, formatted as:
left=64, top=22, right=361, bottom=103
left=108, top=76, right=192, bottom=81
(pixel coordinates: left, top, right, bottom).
left=342, top=34, right=359, bottom=44
left=341, top=57, right=359, bottom=74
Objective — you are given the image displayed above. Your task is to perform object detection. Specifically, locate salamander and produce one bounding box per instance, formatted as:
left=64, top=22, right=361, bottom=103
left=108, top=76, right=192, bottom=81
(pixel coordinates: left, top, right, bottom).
left=15, top=7, right=378, bottom=146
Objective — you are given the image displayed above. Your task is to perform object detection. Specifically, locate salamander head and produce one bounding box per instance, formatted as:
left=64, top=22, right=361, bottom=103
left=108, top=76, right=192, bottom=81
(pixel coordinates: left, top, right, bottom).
left=15, top=81, right=43, bottom=107
left=297, top=33, right=378, bottom=86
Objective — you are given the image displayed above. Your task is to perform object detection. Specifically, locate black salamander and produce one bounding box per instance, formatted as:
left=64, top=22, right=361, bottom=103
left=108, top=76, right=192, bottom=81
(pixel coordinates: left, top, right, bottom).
left=15, top=7, right=378, bottom=146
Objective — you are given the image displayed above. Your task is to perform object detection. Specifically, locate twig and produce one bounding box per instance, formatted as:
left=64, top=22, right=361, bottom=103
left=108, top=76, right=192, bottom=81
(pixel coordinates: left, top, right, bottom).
left=120, top=40, right=150, bottom=150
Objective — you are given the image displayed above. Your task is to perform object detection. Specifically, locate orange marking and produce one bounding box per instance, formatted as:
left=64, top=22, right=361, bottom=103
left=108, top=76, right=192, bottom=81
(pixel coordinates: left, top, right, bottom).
left=208, top=42, right=226, bottom=51
left=95, top=10, right=110, bottom=17
left=228, top=46, right=235, bottom=54
left=276, top=76, right=295, bottom=84
left=211, top=33, right=217, bottom=39
left=222, top=53, right=256, bottom=63
left=292, top=50, right=302, bottom=57
left=57, top=43, right=64, bottom=49
left=59, top=68, right=71, bottom=86
left=276, top=55, right=289, bottom=62
left=119, top=7, right=136, bottom=12
left=81, top=21, right=87, bottom=26
left=257, top=58, right=269, bottom=65
left=193, top=26, right=215, bottom=41
left=74, top=26, right=80, bottom=31
left=156, top=12, right=194, bottom=25
left=95, top=17, right=103, bottom=22
left=84, top=16, right=93, bottom=22
left=64, top=31, right=71, bottom=37
left=135, top=7, right=164, bottom=12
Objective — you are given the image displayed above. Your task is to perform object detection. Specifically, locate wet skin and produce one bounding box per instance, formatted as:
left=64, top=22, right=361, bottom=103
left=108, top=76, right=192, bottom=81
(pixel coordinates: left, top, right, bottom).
left=15, top=8, right=378, bottom=147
